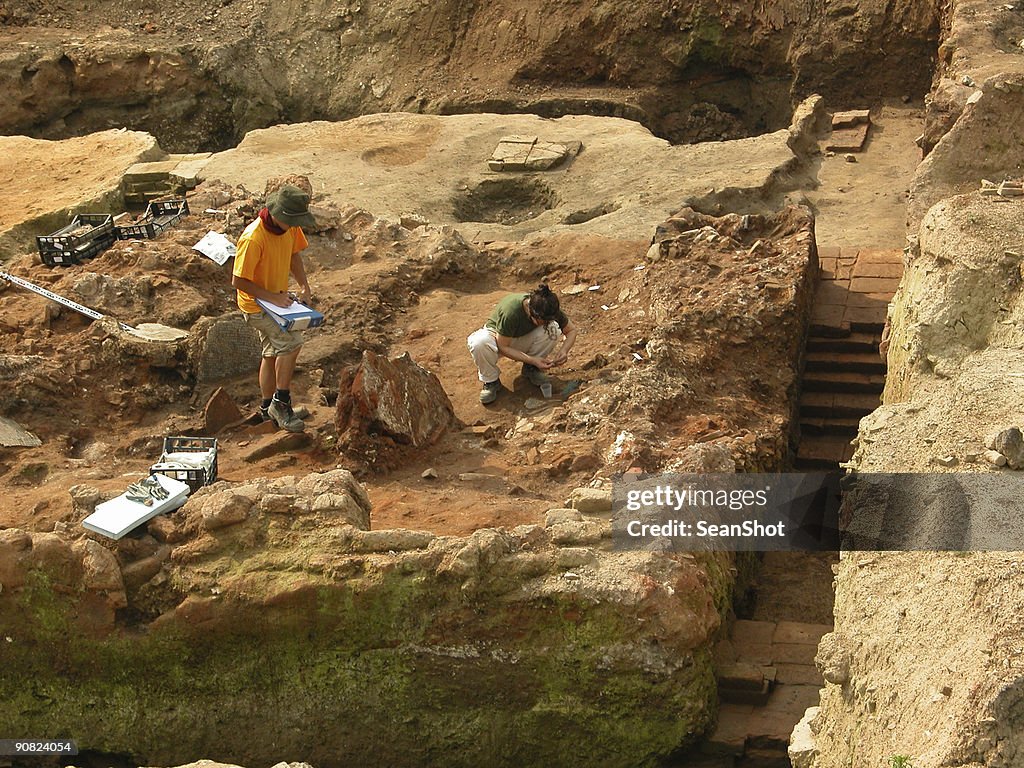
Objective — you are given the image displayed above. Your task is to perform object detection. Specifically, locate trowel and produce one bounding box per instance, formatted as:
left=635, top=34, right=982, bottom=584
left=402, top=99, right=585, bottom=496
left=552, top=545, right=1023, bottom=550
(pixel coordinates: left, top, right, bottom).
left=0, top=270, right=188, bottom=341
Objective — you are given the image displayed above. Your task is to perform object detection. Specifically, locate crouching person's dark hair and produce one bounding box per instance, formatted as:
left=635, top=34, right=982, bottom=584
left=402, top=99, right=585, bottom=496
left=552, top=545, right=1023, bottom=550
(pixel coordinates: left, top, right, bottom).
left=528, top=283, right=560, bottom=323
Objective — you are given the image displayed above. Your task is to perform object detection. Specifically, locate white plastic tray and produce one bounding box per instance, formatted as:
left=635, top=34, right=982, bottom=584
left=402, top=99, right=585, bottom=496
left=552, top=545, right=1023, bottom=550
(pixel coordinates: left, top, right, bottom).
left=82, top=474, right=191, bottom=539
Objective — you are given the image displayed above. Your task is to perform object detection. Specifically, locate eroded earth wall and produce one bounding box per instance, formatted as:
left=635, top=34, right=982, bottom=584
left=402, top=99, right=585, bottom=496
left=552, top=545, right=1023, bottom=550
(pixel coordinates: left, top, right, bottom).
left=1, top=0, right=939, bottom=150
left=805, top=0, right=1024, bottom=765
left=0, top=472, right=732, bottom=768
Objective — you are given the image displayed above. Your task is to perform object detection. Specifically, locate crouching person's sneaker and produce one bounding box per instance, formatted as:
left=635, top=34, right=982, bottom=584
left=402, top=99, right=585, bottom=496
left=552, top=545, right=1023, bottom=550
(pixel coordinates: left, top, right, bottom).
left=268, top=398, right=306, bottom=432
left=522, top=363, right=550, bottom=386
left=479, top=380, right=502, bottom=404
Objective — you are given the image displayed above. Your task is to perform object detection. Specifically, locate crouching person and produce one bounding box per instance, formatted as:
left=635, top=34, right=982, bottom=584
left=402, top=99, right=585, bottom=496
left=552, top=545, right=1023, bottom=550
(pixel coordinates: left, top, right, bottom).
left=467, top=284, right=577, bottom=404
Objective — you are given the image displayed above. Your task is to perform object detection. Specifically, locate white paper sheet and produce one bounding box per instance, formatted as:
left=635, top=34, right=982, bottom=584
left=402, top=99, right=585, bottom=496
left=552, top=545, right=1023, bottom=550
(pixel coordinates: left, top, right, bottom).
left=192, top=231, right=236, bottom=266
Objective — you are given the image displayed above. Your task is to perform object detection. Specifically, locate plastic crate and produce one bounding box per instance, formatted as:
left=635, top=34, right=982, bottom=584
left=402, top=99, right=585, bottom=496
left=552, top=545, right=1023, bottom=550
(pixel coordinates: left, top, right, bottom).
left=116, top=198, right=190, bottom=240
left=37, top=214, right=115, bottom=267
left=149, top=435, right=217, bottom=494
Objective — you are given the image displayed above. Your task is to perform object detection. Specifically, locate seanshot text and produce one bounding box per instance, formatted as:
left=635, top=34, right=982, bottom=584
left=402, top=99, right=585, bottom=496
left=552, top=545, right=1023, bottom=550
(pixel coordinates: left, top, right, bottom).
left=625, top=520, right=787, bottom=538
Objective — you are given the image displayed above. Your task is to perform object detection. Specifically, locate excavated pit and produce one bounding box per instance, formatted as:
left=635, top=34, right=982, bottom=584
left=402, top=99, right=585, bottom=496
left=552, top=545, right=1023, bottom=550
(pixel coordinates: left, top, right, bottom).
left=0, top=0, right=948, bottom=765
left=452, top=178, right=559, bottom=225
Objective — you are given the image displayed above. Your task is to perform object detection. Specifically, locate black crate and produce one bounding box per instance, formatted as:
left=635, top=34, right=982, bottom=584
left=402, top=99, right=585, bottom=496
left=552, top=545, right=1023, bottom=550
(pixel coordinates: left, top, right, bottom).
left=116, top=198, right=190, bottom=240
left=37, top=214, right=116, bottom=267
left=149, top=435, right=218, bottom=493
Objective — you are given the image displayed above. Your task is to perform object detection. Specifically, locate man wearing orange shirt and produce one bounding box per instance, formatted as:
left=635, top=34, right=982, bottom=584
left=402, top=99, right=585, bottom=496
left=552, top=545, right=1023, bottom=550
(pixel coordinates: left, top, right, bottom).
left=232, top=185, right=315, bottom=432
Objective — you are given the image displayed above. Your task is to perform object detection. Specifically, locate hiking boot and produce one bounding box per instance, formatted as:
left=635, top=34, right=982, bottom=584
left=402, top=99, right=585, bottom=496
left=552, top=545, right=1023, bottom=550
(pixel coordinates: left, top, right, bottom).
left=479, top=380, right=502, bottom=405
left=522, top=363, right=550, bottom=387
left=256, top=404, right=309, bottom=424
left=268, top=398, right=306, bottom=432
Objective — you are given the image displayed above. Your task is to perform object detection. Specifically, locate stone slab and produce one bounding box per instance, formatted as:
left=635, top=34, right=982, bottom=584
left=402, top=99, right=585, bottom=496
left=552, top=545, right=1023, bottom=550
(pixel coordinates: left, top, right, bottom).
left=743, top=747, right=791, bottom=768
left=825, top=123, right=870, bottom=152
left=773, top=621, right=832, bottom=645
left=852, top=260, right=904, bottom=279
left=0, top=416, right=41, bottom=447
left=844, top=292, right=892, bottom=309
left=831, top=109, right=871, bottom=128
left=714, top=637, right=739, bottom=665
left=770, top=643, right=819, bottom=667
left=759, top=684, right=822, bottom=717
left=203, top=387, right=243, bottom=435
left=853, top=247, right=903, bottom=263
left=816, top=245, right=842, bottom=260
left=810, top=304, right=849, bottom=334
left=718, top=662, right=767, bottom=690
left=774, top=663, right=825, bottom=686
left=745, top=686, right=822, bottom=749
left=734, top=642, right=773, bottom=665
left=849, top=276, right=902, bottom=293
left=124, top=159, right=180, bottom=181
left=797, top=436, right=854, bottom=463
left=720, top=678, right=771, bottom=706
left=815, top=280, right=851, bottom=304
left=843, top=305, right=888, bottom=328
left=732, top=619, right=776, bottom=645
left=703, top=703, right=753, bottom=756
left=169, top=156, right=212, bottom=186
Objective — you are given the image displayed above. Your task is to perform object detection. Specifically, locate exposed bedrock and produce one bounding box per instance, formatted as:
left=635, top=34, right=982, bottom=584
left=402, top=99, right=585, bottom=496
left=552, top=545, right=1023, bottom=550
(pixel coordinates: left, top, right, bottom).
left=0, top=470, right=734, bottom=768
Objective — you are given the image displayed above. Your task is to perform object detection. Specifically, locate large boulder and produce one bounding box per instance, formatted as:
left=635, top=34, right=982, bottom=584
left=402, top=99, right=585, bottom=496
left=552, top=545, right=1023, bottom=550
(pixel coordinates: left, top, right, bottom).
left=336, top=350, right=456, bottom=467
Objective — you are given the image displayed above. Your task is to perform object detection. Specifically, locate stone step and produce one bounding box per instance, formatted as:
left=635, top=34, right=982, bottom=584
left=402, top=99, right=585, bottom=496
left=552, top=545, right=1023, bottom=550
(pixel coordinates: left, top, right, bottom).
left=745, top=685, right=823, bottom=750
left=806, top=331, right=881, bottom=354
left=795, top=435, right=854, bottom=468
left=703, top=704, right=752, bottom=757
left=773, top=621, right=832, bottom=645
left=799, top=391, right=880, bottom=419
left=846, top=313, right=887, bottom=333
left=775, top=663, right=825, bottom=686
left=740, top=746, right=791, bottom=768
left=800, top=417, right=861, bottom=437
left=803, top=371, right=885, bottom=394
left=805, top=351, right=886, bottom=375
left=720, top=677, right=772, bottom=706
left=718, top=663, right=770, bottom=691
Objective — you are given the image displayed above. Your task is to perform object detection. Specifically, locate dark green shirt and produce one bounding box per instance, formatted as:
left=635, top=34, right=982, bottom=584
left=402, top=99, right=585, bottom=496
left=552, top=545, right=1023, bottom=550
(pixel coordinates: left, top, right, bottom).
left=485, top=293, right=569, bottom=338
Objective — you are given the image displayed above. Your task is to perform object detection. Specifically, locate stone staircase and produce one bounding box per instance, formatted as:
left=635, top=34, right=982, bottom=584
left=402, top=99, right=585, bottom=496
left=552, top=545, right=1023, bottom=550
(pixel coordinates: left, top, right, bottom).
left=795, top=247, right=903, bottom=470
left=691, top=619, right=831, bottom=767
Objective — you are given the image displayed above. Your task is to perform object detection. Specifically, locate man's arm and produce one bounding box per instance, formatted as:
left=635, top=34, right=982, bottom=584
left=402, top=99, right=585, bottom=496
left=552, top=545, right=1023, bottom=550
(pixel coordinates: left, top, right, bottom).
left=231, top=275, right=292, bottom=308
left=546, top=321, right=577, bottom=367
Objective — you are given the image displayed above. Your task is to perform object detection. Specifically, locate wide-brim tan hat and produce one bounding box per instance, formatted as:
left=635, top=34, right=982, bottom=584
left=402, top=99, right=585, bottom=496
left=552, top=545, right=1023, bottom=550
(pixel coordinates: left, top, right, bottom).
left=267, top=185, right=316, bottom=229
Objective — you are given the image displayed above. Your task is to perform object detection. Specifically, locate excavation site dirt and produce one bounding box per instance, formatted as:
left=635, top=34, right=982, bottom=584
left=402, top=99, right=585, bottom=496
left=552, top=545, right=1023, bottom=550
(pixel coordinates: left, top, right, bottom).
left=0, top=0, right=965, bottom=765
left=0, top=109, right=921, bottom=537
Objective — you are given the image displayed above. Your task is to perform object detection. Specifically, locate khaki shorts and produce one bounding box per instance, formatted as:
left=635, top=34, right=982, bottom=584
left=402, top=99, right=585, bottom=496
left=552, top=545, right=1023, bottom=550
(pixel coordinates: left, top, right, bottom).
left=243, top=311, right=304, bottom=357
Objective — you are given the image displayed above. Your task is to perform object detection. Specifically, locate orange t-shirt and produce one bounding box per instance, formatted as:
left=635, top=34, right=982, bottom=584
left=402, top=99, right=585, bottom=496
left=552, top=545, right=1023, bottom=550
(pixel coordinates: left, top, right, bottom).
left=232, top=218, right=309, bottom=313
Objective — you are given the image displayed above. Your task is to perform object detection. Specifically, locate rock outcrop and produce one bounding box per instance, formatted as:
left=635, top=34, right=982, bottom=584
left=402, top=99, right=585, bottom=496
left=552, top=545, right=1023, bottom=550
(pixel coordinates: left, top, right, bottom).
left=0, top=469, right=733, bottom=768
